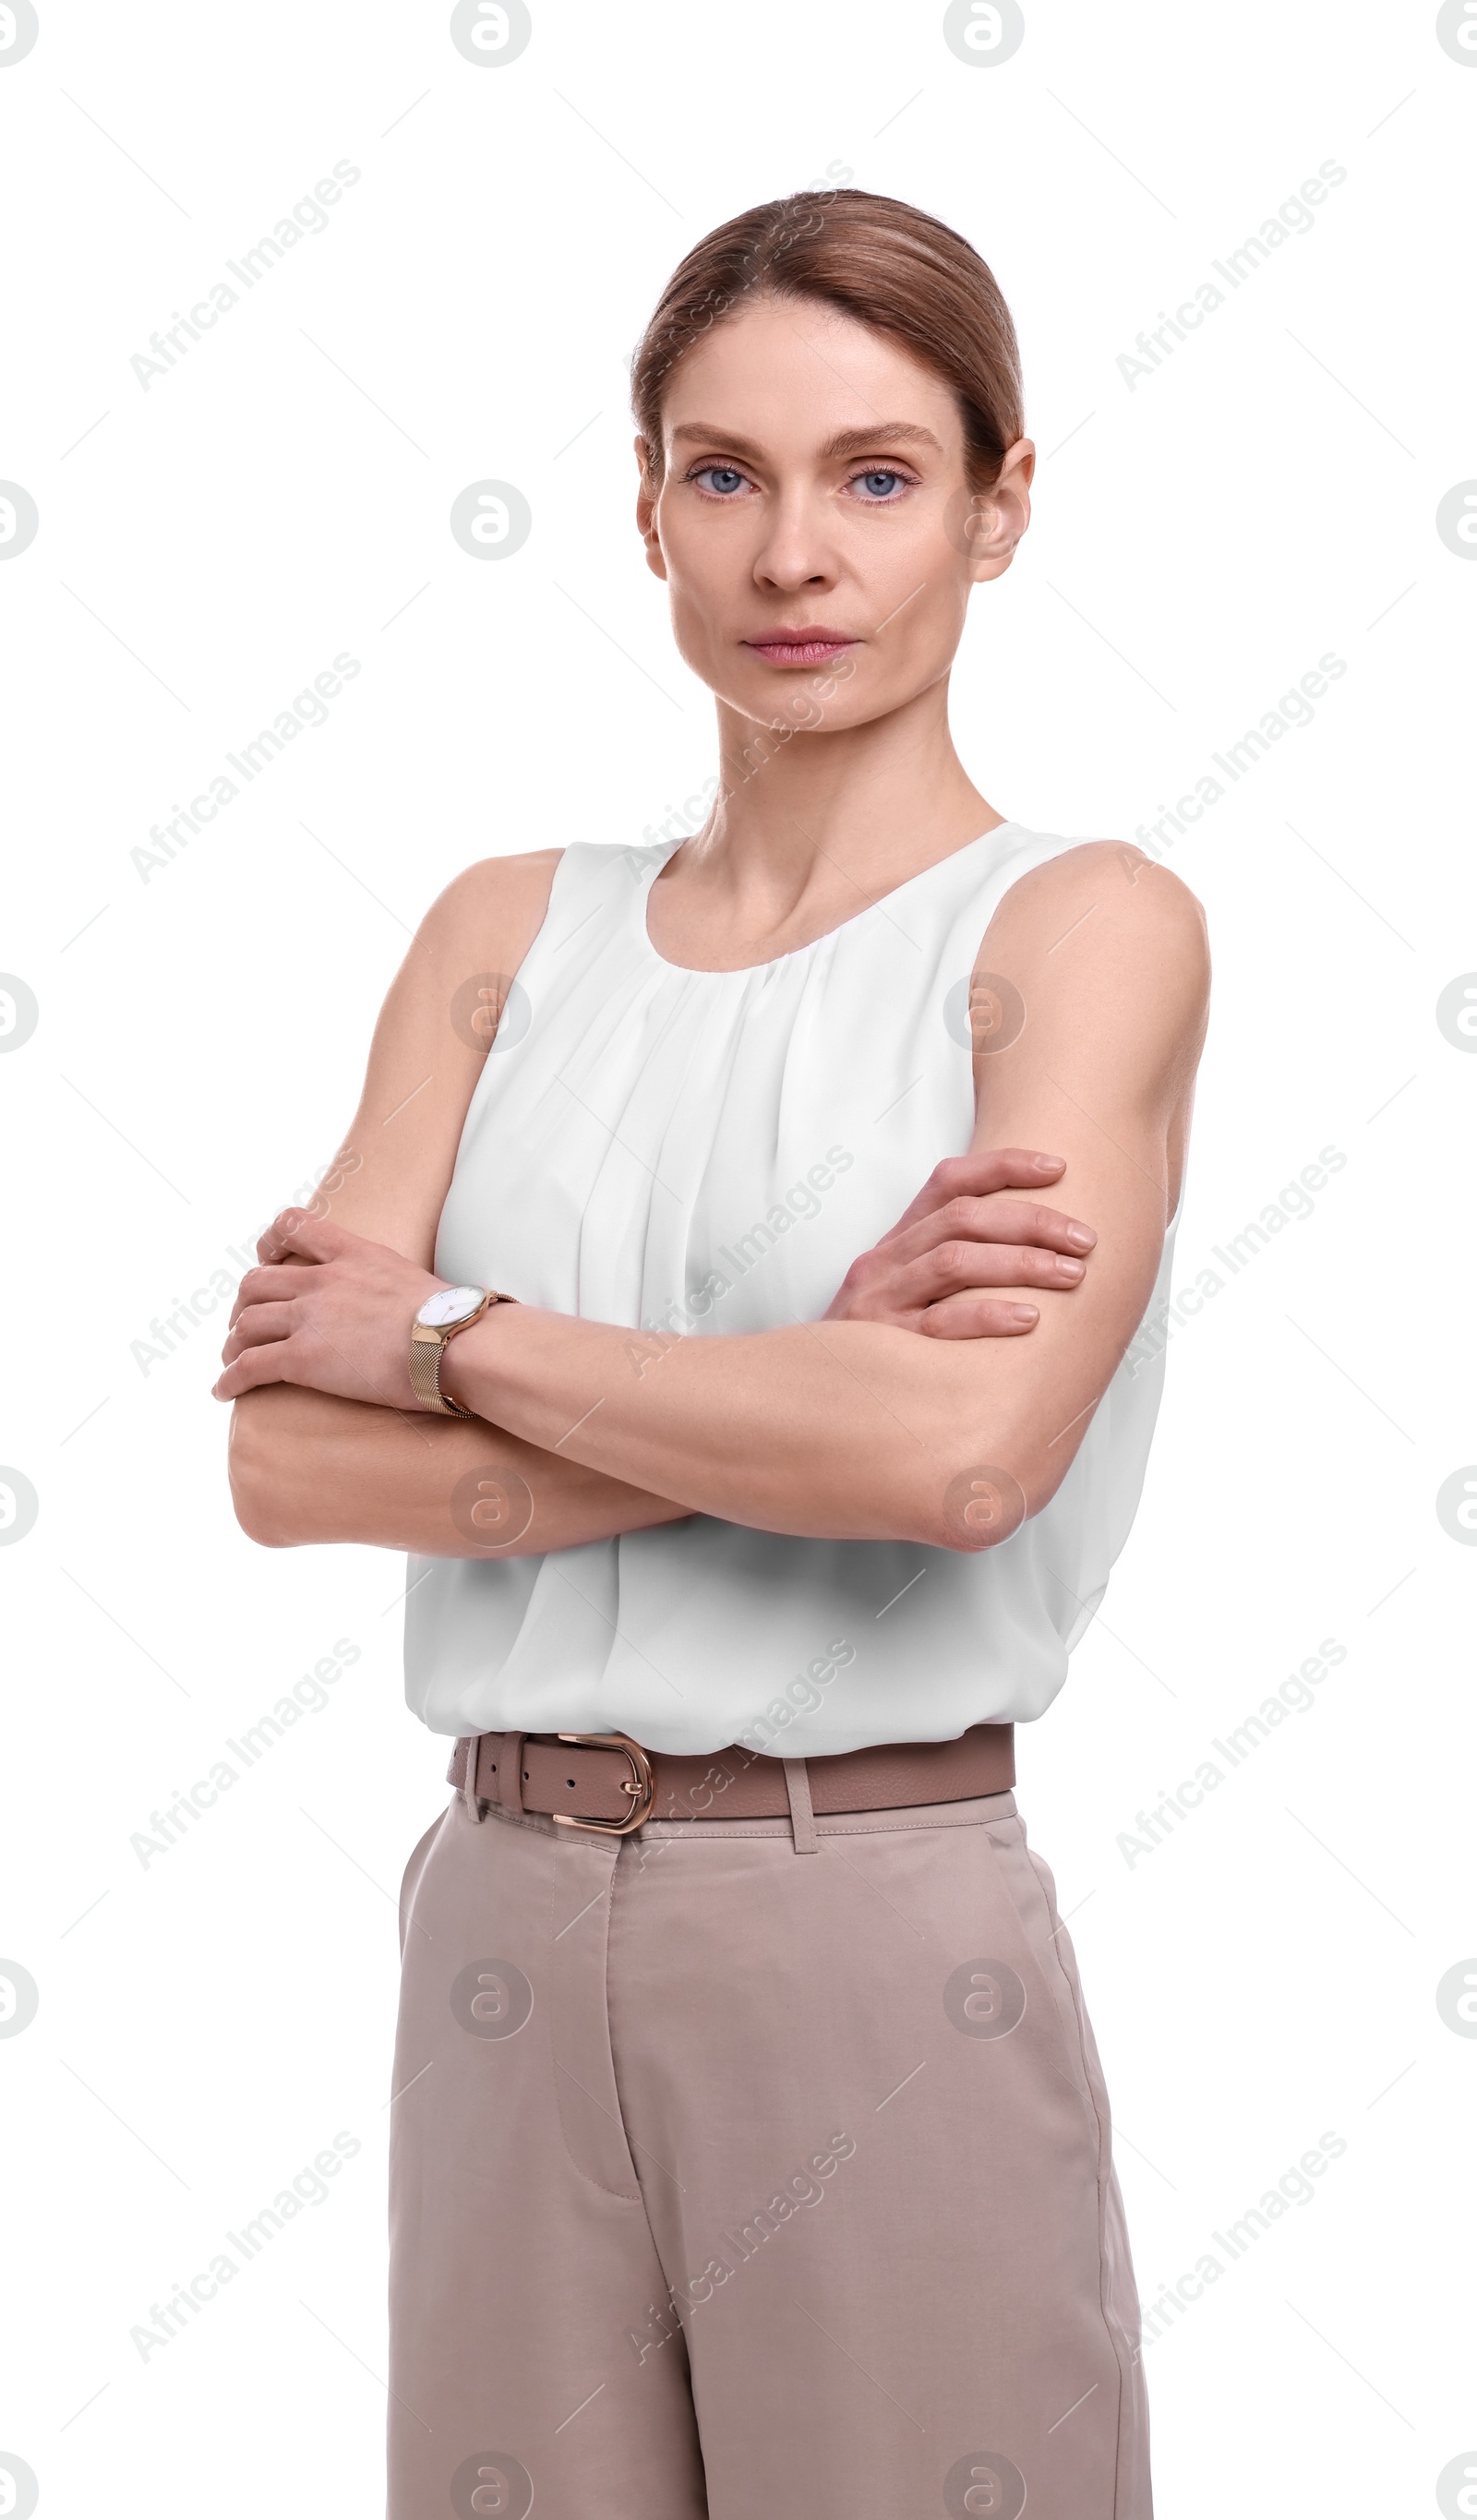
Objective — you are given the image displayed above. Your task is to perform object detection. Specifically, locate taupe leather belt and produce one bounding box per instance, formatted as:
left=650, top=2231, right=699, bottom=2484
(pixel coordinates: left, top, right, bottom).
left=445, top=1723, right=1015, bottom=1836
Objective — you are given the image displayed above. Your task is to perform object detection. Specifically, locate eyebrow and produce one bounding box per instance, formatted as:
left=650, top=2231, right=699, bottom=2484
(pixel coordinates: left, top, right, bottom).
left=668, top=420, right=945, bottom=461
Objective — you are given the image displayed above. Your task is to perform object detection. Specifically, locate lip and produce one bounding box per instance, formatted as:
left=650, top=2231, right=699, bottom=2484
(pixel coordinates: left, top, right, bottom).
left=740, top=627, right=860, bottom=667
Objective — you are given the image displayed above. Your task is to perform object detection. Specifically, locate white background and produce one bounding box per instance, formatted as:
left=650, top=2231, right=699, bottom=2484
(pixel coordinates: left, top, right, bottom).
left=2, top=2, right=1474, bottom=2514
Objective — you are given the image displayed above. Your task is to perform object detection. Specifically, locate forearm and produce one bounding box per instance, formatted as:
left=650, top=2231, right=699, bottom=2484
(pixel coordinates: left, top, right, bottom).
left=227, top=1384, right=694, bottom=1555
left=441, top=1306, right=1026, bottom=1548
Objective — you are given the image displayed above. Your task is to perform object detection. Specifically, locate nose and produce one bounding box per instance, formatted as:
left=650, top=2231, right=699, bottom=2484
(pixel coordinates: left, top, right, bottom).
left=751, top=488, right=841, bottom=594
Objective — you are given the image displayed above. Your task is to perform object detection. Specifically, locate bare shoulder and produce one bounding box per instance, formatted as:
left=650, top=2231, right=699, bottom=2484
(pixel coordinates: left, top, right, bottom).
left=986, top=840, right=1209, bottom=1027
left=991, top=838, right=1207, bottom=948
left=415, top=846, right=564, bottom=977
left=313, top=848, right=564, bottom=1255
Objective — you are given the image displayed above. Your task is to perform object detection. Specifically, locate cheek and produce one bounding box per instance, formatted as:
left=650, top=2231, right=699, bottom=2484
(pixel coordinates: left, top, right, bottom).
left=658, top=500, right=969, bottom=716
left=851, top=535, right=969, bottom=688
left=659, top=534, right=738, bottom=673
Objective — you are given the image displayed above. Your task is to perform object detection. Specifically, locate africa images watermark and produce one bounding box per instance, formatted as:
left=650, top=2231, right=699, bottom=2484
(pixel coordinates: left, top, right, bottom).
left=626, top=2127, right=859, bottom=2365
left=1115, top=1632, right=1348, bottom=1871
left=129, top=654, right=362, bottom=884
left=1124, top=1142, right=1347, bottom=1379
left=129, top=2129, right=363, bottom=2361
left=1130, top=650, right=1348, bottom=866
left=631, top=1145, right=856, bottom=1351
left=129, top=1146, right=361, bottom=1373
left=1139, top=2126, right=1349, bottom=2350
left=128, top=1637, right=362, bottom=1869
left=627, top=1638, right=859, bottom=1886
left=127, top=162, right=362, bottom=390
left=1115, top=160, right=1348, bottom=390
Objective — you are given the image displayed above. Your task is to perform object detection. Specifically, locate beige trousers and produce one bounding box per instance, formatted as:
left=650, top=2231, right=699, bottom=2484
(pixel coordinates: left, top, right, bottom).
left=388, top=1779, right=1152, bottom=2518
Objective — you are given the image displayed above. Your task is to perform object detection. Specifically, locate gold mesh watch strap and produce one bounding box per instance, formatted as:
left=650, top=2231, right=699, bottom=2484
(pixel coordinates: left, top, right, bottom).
left=408, top=1324, right=475, bottom=1416
left=410, top=1290, right=517, bottom=1416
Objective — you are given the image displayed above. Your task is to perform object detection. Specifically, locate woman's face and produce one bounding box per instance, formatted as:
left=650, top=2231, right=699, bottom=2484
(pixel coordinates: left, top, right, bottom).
left=637, top=294, right=1033, bottom=736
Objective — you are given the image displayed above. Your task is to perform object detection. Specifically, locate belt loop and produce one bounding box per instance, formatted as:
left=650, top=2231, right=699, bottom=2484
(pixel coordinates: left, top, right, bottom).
left=497, top=1732, right=526, bottom=1818
left=461, top=1734, right=486, bottom=1824
left=783, top=1758, right=817, bottom=1854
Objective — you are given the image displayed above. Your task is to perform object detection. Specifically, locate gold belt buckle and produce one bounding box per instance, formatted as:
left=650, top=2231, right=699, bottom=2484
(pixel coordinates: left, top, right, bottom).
left=551, top=1731, right=656, bottom=1836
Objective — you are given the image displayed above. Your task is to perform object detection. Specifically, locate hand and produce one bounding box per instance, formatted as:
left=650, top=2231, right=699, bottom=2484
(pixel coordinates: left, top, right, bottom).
left=212, top=1210, right=445, bottom=1411
left=823, top=1148, right=1096, bottom=1338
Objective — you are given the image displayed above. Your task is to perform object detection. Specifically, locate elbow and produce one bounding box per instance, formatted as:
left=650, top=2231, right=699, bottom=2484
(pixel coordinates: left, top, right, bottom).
left=913, top=1430, right=1072, bottom=1554
left=233, top=1489, right=294, bottom=1550
left=229, top=1462, right=294, bottom=1549
left=226, top=1397, right=297, bottom=1548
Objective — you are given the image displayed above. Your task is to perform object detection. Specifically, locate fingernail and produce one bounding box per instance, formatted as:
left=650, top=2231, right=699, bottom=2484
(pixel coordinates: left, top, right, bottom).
left=1057, top=1255, right=1085, bottom=1278
left=1009, top=1303, right=1039, bottom=1324
left=1065, top=1223, right=1095, bottom=1249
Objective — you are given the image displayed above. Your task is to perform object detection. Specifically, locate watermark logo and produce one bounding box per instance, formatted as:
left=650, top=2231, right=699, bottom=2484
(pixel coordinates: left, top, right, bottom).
left=1436, top=2454, right=1477, bottom=2518
left=1436, top=482, right=1477, bottom=554
left=1436, top=1468, right=1477, bottom=1544
left=450, top=2452, right=534, bottom=2517
left=943, top=2449, right=1027, bottom=2516
left=0, top=1962, right=40, bottom=2038
left=943, top=1958, right=1027, bottom=2039
left=1436, top=0, right=1477, bottom=64
left=0, top=482, right=38, bottom=557
left=1436, top=1961, right=1477, bottom=2038
left=450, top=970, right=533, bottom=1053
left=943, top=484, right=1016, bottom=558
left=450, top=1467, right=534, bottom=1551
left=449, top=1959, right=534, bottom=2040
left=0, top=976, right=38, bottom=1050
left=450, top=480, right=532, bottom=558
left=0, top=1471, right=39, bottom=1547
left=943, top=970, right=1026, bottom=1054
left=943, top=1464, right=1026, bottom=1549
left=450, top=0, right=533, bottom=66
left=943, top=1, right=1026, bottom=67
left=1436, top=974, right=1477, bottom=1047
left=0, top=3, right=38, bottom=65
left=0, top=2455, right=39, bottom=2520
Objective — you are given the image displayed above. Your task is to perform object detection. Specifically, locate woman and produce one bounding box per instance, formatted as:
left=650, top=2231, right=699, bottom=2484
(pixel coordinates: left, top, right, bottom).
left=217, top=189, right=1208, bottom=2520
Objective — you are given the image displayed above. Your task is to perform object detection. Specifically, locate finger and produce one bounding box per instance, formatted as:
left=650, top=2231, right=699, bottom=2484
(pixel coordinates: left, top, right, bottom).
left=219, top=1302, right=299, bottom=1365
left=935, top=1147, right=1066, bottom=1195
left=876, top=1148, right=1066, bottom=1244
left=943, top=1194, right=1096, bottom=1253
left=230, top=1263, right=322, bottom=1327
left=211, top=1338, right=301, bottom=1400
left=882, top=1197, right=1096, bottom=1271
left=256, top=1206, right=354, bottom=1267
left=919, top=1292, right=1041, bottom=1338
left=900, top=1242, right=1085, bottom=1307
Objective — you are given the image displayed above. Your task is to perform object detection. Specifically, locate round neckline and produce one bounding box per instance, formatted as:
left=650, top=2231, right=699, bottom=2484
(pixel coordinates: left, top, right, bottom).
left=639, top=820, right=1026, bottom=978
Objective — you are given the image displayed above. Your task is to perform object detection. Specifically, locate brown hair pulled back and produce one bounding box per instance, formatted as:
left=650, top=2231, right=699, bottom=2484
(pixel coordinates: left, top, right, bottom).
left=630, top=188, right=1024, bottom=499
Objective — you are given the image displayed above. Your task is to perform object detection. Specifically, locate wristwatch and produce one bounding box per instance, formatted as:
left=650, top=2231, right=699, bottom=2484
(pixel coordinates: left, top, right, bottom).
left=409, top=1284, right=514, bottom=1416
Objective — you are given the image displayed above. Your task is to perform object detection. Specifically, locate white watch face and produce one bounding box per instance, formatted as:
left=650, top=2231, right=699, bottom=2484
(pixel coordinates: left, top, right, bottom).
left=417, top=1284, right=486, bottom=1330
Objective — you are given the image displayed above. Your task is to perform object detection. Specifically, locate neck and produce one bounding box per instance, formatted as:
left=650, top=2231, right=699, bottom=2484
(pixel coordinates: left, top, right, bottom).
left=669, top=677, right=1002, bottom=936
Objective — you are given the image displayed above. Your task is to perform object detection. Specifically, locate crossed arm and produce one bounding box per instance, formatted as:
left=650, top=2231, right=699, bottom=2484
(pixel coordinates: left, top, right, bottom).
left=221, top=843, right=1208, bottom=1556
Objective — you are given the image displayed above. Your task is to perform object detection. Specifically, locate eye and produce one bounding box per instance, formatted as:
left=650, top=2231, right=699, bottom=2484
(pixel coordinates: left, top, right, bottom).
left=848, top=467, right=912, bottom=502
left=688, top=464, right=751, bottom=498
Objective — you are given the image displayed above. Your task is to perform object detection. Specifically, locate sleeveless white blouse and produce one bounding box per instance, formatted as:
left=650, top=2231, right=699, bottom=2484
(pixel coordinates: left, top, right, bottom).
left=404, top=823, right=1183, bottom=1756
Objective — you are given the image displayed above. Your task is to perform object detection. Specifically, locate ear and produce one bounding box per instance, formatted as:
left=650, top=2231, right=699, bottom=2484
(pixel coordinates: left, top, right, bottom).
left=634, top=435, right=668, bottom=582
left=954, top=437, right=1035, bottom=584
